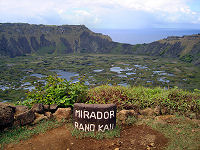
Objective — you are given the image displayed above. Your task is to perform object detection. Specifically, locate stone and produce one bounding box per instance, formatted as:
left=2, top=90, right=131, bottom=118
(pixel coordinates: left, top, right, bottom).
left=117, top=110, right=137, bottom=124
left=149, top=142, right=155, bottom=147
left=139, top=134, right=156, bottom=146
left=130, top=139, right=135, bottom=145
left=154, top=115, right=175, bottom=124
left=139, top=108, right=154, bottom=116
left=53, top=108, right=71, bottom=122
left=44, top=112, right=53, bottom=119
left=14, top=105, right=29, bottom=116
left=73, top=103, right=116, bottom=132
left=196, top=113, right=200, bottom=119
left=31, top=103, right=44, bottom=114
left=44, top=105, right=50, bottom=111
left=153, top=106, right=161, bottom=116
left=191, top=119, right=200, bottom=127
left=32, top=113, right=48, bottom=124
left=15, top=110, right=35, bottom=126
left=161, top=107, right=168, bottom=115
left=0, top=103, right=15, bottom=129
left=146, top=146, right=151, bottom=150
left=138, top=115, right=145, bottom=120
left=49, top=104, right=58, bottom=113
left=187, top=112, right=196, bottom=119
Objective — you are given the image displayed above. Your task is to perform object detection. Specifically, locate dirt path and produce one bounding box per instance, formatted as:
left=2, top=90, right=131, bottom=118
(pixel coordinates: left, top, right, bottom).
left=5, top=124, right=168, bottom=150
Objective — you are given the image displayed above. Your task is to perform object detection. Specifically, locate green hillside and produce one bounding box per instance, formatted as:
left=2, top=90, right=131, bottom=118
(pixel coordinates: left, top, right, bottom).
left=0, top=23, right=200, bottom=66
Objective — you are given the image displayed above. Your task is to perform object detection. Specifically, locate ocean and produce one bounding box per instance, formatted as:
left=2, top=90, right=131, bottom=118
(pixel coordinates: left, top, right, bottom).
left=92, top=28, right=200, bottom=44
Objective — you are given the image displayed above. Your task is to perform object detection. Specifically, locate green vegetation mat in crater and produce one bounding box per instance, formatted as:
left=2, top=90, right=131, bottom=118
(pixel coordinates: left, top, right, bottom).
left=0, top=54, right=200, bottom=103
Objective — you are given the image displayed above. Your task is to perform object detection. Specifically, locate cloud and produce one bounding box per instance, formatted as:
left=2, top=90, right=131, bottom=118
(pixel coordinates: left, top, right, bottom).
left=0, top=0, right=200, bottom=28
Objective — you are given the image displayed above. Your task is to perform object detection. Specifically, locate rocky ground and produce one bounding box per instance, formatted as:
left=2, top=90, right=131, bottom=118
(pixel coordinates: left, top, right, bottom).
left=4, top=124, right=168, bottom=150
left=1, top=103, right=200, bottom=150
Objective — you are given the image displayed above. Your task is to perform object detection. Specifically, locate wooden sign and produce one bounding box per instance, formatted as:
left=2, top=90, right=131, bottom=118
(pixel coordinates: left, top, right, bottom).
left=73, top=103, right=116, bottom=132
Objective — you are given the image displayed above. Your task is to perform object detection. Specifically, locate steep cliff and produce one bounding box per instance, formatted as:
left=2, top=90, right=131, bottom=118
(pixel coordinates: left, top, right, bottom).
left=0, top=23, right=200, bottom=66
left=0, top=23, right=115, bottom=57
left=132, top=34, right=200, bottom=66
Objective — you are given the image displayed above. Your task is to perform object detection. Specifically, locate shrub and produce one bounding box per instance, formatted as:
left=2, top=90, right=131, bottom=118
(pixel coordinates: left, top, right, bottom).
left=87, top=85, right=200, bottom=113
left=86, top=85, right=130, bottom=109
left=21, top=75, right=88, bottom=107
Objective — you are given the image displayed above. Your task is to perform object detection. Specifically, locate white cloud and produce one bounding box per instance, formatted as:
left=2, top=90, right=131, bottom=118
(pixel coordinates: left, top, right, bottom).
left=0, top=0, right=200, bottom=28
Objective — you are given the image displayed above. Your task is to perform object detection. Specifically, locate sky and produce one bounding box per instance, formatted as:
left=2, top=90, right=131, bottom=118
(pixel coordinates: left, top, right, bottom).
left=0, top=0, right=200, bottom=29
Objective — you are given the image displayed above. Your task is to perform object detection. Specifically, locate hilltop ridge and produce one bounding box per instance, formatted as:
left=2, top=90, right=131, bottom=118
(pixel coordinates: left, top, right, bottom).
left=132, top=34, right=200, bottom=66
left=0, top=23, right=116, bottom=57
left=0, top=23, right=200, bottom=66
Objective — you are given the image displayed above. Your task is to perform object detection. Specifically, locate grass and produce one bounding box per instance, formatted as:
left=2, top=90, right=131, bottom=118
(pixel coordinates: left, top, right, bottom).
left=0, top=119, right=63, bottom=149
left=87, top=85, right=200, bottom=114
left=1, top=54, right=200, bottom=103
left=0, top=113, right=199, bottom=149
left=141, top=115, right=200, bottom=150
left=70, top=124, right=121, bottom=140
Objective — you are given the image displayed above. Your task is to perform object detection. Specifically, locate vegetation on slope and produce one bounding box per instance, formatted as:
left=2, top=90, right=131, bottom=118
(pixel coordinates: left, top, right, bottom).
left=19, top=76, right=200, bottom=116
left=1, top=23, right=200, bottom=66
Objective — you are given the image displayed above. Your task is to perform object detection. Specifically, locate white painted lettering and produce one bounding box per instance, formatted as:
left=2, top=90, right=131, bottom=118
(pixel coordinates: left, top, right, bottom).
left=85, top=124, right=90, bottom=132
left=79, top=123, right=84, bottom=131
left=84, top=111, right=89, bottom=119
left=75, top=122, right=78, bottom=129
left=110, top=111, right=114, bottom=118
left=97, top=111, right=103, bottom=119
left=90, top=112, right=96, bottom=119
left=80, top=110, right=82, bottom=118
left=98, top=124, right=104, bottom=132
left=104, top=124, right=109, bottom=131
left=90, top=124, right=95, bottom=131
left=75, top=110, right=80, bottom=118
left=104, top=111, right=109, bottom=119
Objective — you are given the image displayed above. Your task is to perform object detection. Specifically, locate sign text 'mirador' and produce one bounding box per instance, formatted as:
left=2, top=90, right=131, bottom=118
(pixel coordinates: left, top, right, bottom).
left=75, top=110, right=115, bottom=119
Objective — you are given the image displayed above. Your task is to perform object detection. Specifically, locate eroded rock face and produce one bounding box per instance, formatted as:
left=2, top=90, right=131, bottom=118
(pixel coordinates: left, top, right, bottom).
left=31, top=103, right=44, bottom=114
left=44, top=105, right=50, bottom=112
left=117, top=110, right=138, bottom=124
left=15, top=110, right=35, bottom=126
left=32, top=113, right=48, bottom=125
left=49, top=104, right=58, bottom=113
left=15, top=105, right=29, bottom=116
left=0, top=23, right=114, bottom=57
left=0, top=103, right=15, bottom=129
left=53, top=108, right=71, bottom=122
left=139, top=108, right=155, bottom=116
left=44, top=112, right=53, bottom=119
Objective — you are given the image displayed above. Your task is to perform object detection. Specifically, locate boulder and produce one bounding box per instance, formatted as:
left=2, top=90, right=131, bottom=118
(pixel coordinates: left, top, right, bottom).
left=49, top=104, right=58, bottom=113
left=32, top=113, right=48, bottom=124
left=53, top=108, right=71, bottom=122
left=31, top=103, right=44, bottom=114
left=44, top=105, right=50, bottom=111
left=154, top=115, right=175, bottom=124
left=0, top=103, right=15, bottom=129
left=44, top=112, right=53, bottom=119
left=15, top=110, right=35, bottom=126
left=196, top=112, right=200, bottom=119
left=153, top=106, right=161, bottom=116
left=139, top=108, right=155, bottom=116
left=117, top=110, right=137, bottom=124
left=14, top=105, right=29, bottom=116
left=161, top=107, right=168, bottom=115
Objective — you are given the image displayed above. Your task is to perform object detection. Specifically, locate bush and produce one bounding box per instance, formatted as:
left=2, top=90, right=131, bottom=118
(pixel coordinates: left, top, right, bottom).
left=87, top=85, right=200, bottom=113
left=21, top=75, right=88, bottom=107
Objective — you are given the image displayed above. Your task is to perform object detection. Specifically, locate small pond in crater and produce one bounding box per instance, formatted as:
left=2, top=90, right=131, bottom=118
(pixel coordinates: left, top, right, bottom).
left=50, top=70, right=79, bottom=82
left=110, top=67, right=133, bottom=73
left=30, top=73, right=46, bottom=78
left=93, top=69, right=104, bottom=73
